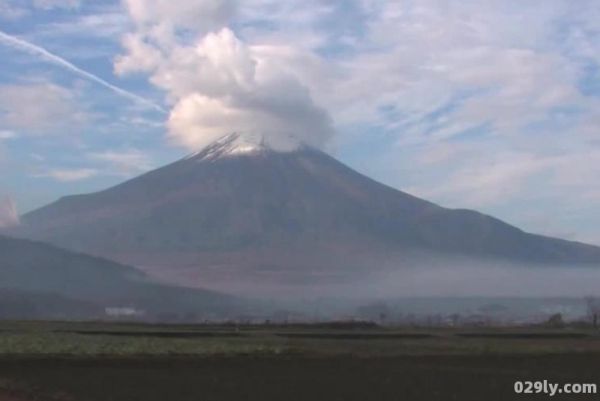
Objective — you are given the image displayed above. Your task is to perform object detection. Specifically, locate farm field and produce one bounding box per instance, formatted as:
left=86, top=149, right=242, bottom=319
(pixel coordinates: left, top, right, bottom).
left=1, top=321, right=600, bottom=400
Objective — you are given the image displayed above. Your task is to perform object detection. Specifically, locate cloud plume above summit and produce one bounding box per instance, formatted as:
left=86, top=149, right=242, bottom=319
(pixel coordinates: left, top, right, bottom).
left=115, top=0, right=335, bottom=151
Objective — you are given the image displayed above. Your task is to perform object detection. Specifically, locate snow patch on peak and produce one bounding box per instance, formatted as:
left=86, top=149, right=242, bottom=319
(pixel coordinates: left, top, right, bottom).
left=186, top=132, right=302, bottom=161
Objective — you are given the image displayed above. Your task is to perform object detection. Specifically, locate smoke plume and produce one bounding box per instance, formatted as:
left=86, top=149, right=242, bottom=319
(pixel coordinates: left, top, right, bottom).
left=0, top=196, right=19, bottom=228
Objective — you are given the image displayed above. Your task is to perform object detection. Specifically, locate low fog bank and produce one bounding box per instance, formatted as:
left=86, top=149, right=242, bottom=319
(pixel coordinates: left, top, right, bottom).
left=227, top=255, right=600, bottom=300
left=253, top=296, right=590, bottom=325
left=235, top=258, right=600, bottom=324
left=360, top=263, right=600, bottom=299
left=3, top=247, right=600, bottom=324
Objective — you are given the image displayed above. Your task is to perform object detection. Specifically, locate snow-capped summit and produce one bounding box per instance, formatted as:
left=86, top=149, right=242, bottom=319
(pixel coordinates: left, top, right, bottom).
left=186, top=132, right=303, bottom=162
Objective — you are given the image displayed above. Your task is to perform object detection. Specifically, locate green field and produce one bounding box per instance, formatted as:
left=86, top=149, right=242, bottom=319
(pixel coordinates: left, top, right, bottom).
left=1, top=321, right=600, bottom=400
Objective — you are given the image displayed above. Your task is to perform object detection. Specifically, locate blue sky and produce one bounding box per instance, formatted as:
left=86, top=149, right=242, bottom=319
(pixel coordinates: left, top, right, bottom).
left=0, top=0, right=599, bottom=245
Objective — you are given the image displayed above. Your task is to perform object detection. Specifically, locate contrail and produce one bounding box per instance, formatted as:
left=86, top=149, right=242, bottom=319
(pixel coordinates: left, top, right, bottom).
left=0, top=30, right=166, bottom=113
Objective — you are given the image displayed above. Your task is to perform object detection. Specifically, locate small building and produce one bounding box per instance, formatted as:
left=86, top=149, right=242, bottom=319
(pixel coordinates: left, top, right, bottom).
left=105, top=306, right=145, bottom=319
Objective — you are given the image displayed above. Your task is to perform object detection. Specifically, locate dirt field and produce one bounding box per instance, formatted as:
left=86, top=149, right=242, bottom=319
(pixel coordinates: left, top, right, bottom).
left=1, top=322, right=600, bottom=400
left=2, top=354, right=600, bottom=401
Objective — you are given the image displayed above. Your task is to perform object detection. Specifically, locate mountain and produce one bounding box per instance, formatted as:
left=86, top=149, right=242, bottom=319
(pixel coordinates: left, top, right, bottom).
left=12, top=133, right=600, bottom=294
left=0, top=288, right=99, bottom=320
left=0, top=235, right=238, bottom=319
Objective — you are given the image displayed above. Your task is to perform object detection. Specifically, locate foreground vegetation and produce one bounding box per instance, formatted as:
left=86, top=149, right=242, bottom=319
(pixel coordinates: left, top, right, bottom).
left=1, top=320, right=600, bottom=357
left=1, top=321, right=600, bottom=400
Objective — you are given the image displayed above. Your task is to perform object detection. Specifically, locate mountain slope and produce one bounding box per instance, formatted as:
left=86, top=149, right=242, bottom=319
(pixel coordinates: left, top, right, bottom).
left=0, top=235, right=238, bottom=318
left=12, top=133, right=600, bottom=291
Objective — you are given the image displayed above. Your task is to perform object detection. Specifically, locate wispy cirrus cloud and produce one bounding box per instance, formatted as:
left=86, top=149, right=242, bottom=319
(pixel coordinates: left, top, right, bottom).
left=0, top=0, right=29, bottom=19
left=0, top=130, right=17, bottom=140
left=0, top=0, right=81, bottom=20
left=33, top=168, right=98, bottom=182
left=0, top=82, right=88, bottom=134
left=32, top=0, right=80, bottom=10
left=88, top=149, right=153, bottom=176
left=33, top=11, right=128, bottom=40
left=0, top=29, right=165, bottom=113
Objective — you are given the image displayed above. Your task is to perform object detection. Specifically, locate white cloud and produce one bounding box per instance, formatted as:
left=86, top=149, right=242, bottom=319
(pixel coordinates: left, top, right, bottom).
left=123, top=0, right=235, bottom=31
left=88, top=149, right=153, bottom=175
left=33, top=168, right=98, bottom=182
left=34, top=12, right=128, bottom=40
left=0, top=0, right=27, bottom=19
left=116, top=0, right=334, bottom=151
left=0, top=82, right=88, bottom=134
left=315, top=2, right=586, bottom=136
left=408, top=150, right=554, bottom=208
left=0, top=0, right=79, bottom=19
left=32, top=0, right=80, bottom=10
left=162, top=29, right=334, bottom=150
left=0, top=130, right=17, bottom=140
